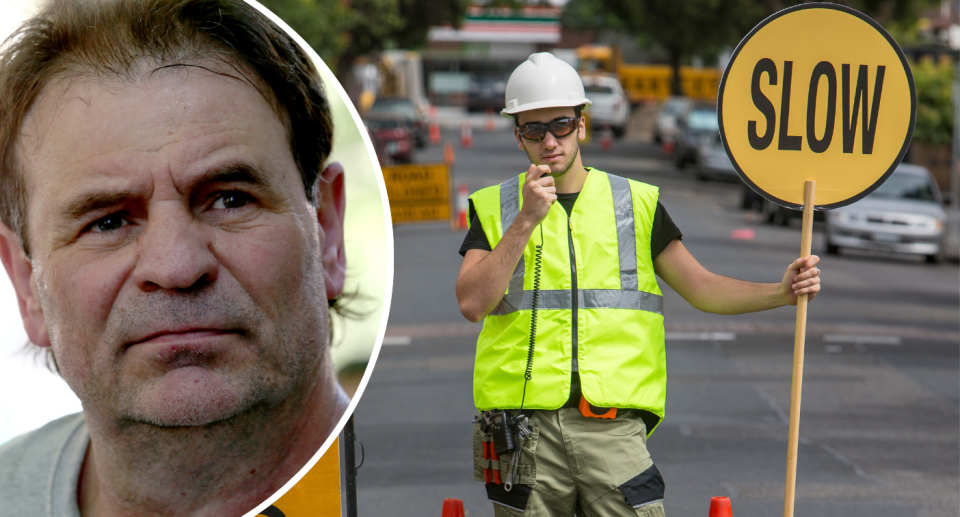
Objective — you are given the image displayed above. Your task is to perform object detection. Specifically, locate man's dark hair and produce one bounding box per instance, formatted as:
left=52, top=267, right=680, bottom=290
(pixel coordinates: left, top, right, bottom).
left=0, top=0, right=343, bottom=372
left=0, top=0, right=334, bottom=257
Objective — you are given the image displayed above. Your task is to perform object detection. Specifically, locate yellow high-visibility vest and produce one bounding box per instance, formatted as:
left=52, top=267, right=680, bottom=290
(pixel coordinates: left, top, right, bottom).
left=470, top=168, right=667, bottom=433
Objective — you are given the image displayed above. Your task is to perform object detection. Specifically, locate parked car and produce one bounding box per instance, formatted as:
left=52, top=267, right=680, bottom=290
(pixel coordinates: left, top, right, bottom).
left=582, top=75, right=630, bottom=138
left=366, top=118, right=415, bottom=164
left=366, top=97, right=428, bottom=148
left=674, top=104, right=718, bottom=169
left=825, top=163, right=947, bottom=263
left=466, top=74, right=507, bottom=113
left=654, top=96, right=693, bottom=143
left=696, top=132, right=740, bottom=181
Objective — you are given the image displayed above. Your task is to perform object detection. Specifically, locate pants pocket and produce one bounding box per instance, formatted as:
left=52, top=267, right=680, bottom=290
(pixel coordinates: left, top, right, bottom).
left=619, top=464, right=665, bottom=510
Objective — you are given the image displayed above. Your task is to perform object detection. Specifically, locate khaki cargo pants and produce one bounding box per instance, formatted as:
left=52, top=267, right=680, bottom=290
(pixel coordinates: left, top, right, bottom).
left=473, top=407, right=666, bottom=516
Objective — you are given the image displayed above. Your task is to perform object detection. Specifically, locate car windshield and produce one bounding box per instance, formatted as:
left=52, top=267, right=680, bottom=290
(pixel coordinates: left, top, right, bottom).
left=867, top=173, right=936, bottom=202
left=662, top=99, right=689, bottom=115
left=686, top=110, right=718, bottom=131
left=585, top=84, right=614, bottom=94
left=369, top=100, right=416, bottom=117
left=369, top=119, right=403, bottom=130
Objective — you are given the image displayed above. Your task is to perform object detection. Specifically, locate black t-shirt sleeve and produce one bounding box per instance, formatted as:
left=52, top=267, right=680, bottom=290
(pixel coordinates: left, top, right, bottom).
left=651, top=201, right=682, bottom=260
left=459, top=198, right=492, bottom=256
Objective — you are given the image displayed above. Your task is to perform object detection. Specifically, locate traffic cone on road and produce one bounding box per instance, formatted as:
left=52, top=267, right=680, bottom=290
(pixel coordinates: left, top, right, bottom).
left=460, top=121, right=473, bottom=148
left=444, top=143, right=456, bottom=166
left=429, top=105, right=441, bottom=145
left=600, top=124, right=612, bottom=151
left=708, top=496, right=732, bottom=517
left=441, top=498, right=465, bottom=517
left=484, top=109, right=496, bottom=132
left=454, top=184, right=469, bottom=230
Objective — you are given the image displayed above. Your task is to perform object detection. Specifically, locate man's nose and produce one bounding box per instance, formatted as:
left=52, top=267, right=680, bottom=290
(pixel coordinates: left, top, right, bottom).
left=131, top=208, right=219, bottom=292
left=541, top=131, right=559, bottom=148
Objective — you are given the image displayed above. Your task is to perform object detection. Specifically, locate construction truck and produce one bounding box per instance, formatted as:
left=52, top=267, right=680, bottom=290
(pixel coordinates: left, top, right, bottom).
left=575, top=45, right=718, bottom=103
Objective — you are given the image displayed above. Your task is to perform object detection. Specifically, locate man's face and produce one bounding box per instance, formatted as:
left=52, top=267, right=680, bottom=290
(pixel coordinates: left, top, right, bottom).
left=3, top=63, right=345, bottom=428
left=514, top=106, right=586, bottom=177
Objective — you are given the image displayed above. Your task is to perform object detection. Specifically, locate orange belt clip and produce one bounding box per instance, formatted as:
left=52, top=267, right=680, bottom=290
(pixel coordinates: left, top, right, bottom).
left=579, top=395, right=617, bottom=419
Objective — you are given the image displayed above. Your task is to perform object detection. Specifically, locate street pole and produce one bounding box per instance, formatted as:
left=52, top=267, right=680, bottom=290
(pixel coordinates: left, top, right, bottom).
left=951, top=51, right=959, bottom=250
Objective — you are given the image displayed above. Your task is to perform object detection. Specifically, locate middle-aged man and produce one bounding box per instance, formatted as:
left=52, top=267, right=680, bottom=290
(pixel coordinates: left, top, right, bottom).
left=456, top=53, right=822, bottom=516
left=0, top=0, right=353, bottom=515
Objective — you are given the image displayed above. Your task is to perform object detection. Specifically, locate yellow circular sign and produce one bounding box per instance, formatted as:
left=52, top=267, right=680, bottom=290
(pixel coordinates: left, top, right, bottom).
left=719, top=3, right=916, bottom=209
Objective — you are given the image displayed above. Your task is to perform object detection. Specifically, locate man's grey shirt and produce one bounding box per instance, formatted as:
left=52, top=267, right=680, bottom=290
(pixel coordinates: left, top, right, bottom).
left=0, top=413, right=86, bottom=517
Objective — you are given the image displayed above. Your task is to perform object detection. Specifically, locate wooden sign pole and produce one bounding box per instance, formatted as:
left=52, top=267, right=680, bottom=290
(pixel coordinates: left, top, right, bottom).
left=783, top=180, right=815, bottom=517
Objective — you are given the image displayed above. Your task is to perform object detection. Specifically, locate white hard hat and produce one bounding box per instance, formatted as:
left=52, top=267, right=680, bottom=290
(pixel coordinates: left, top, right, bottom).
left=501, top=52, right=592, bottom=118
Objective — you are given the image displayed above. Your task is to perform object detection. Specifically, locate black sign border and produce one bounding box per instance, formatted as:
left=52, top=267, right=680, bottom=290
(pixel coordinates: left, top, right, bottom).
left=717, top=2, right=917, bottom=210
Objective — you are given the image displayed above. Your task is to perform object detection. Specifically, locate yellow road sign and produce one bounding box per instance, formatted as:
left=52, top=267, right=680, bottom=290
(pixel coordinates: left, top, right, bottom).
left=719, top=3, right=915, bottom=208
left=382, top=163, right=452, bottom=223
left=265, top=439, right=341, bottom=516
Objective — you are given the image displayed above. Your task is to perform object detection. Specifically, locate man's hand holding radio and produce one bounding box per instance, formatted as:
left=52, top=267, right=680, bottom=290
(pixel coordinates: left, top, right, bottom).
left=518, top=164, right=556, bottom=227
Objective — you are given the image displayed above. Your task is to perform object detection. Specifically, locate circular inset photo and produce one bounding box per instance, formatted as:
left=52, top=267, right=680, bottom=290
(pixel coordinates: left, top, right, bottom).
left=0, top=0, right=392, bottom=515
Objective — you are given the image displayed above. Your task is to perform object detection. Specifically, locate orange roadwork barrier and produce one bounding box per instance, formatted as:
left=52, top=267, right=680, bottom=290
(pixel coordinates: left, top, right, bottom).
left=444, top=143, right=455, bottom=166
left=441, top=498, right=465, bottom=517
left=484, top=109, right=496, bottom=131
left=709, top=496, right=732, bottom=517
left=600, top=125, right=612, bottom=151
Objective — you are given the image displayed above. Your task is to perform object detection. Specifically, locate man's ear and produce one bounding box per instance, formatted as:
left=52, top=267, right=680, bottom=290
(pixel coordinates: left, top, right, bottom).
left=314, top=162, right=346, bottom=300
left=514, top=127, right=524, bottom=151
left=0, top=222, right=49, bottom=347
left=578, top=114, right=587, bottom=141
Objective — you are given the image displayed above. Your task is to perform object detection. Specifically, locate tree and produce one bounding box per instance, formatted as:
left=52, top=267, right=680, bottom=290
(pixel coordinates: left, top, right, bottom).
left=257, top=0, right=468, bottom=86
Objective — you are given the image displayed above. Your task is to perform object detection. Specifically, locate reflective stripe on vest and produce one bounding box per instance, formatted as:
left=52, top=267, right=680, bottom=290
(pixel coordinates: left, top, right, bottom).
left=492, top=174, right=663, bottom=316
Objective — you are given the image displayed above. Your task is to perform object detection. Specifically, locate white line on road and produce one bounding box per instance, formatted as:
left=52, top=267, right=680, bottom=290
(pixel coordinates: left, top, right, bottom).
left=382, top=336, right=412, bottom=346
left=665, top=332, right=737, bottom=341
left=822, top=334, right=902, bottom=345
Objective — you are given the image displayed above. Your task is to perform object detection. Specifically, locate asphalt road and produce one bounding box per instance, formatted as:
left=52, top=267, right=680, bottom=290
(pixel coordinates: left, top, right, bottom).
left=353, top=121, right=960, bottom=517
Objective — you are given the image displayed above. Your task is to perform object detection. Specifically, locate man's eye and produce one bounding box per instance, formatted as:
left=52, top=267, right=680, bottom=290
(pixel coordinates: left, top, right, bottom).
left=92, top=214, right=126, bottom=233
left=212, top=192, right=252, bottom=210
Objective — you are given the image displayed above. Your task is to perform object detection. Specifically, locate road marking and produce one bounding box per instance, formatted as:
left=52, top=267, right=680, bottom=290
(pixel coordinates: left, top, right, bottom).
left=666, top=332, right=737, bottom=341
left=382, top=336, right=412, bottom=346
left=822, top=334, right=902, bottom=345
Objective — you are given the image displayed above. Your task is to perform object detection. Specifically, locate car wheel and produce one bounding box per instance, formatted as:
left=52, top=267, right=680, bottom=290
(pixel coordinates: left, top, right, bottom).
left=925, top=252, right=943, bottom=264
left=613, top=126, right=626, bottom=138
left=762, top=200, right=776, bottom=224
left=826, top=240, right=839, bottom=255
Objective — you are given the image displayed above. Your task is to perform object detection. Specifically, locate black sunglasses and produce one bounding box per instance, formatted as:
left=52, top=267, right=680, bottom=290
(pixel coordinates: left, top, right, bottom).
left=517, top=117, right=580, bottom=142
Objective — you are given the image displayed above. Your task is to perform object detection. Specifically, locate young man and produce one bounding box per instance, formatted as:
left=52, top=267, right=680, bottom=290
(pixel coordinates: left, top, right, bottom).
left=456, top=52, right=821, bottom=517
left=0, top=1, right=349, bottom=515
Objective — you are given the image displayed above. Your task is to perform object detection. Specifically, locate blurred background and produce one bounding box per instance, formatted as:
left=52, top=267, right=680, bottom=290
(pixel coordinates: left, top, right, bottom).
left=0, top=0, right=390, bottom=446
left=254, top=0, right=956, bottom=515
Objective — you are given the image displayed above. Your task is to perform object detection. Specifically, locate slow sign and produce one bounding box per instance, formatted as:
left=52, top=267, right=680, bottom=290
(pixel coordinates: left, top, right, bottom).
left=719, top=2, right=915, bottom=209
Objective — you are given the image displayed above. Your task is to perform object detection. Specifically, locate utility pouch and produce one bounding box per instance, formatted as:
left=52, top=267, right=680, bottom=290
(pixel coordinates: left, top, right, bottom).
left=472, top=413, right=539, bottom=487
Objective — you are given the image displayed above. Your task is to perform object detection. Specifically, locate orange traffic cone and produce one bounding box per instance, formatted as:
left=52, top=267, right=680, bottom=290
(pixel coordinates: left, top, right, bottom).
left=444, top=143, right=456, bottom=166
left=600, top=125, right=612, bottom=151
left=429, top=105, right=441, bottom=145
left=454, top=184, right=469, bottom=230
left=460, top=122, right=473, bottom=148
left=484, top=109, right=496, bottom=132
left=708, top=496, right=732, bottom=517
left=441, top=498, right=465, bottom=517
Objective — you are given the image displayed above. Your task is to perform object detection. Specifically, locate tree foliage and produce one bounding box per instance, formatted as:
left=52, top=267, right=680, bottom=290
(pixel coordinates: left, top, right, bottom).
left=257, top=0, right=468, bottom=80
left=912, top=59, right=954, bottom=147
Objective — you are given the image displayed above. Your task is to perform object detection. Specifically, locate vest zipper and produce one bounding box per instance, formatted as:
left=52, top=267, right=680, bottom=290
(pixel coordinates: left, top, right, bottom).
left=567, top=218, right=578, bottom=374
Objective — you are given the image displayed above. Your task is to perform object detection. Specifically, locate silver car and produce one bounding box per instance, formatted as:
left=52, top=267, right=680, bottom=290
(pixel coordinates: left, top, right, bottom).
left=825, top=164, right=947, bottom=263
